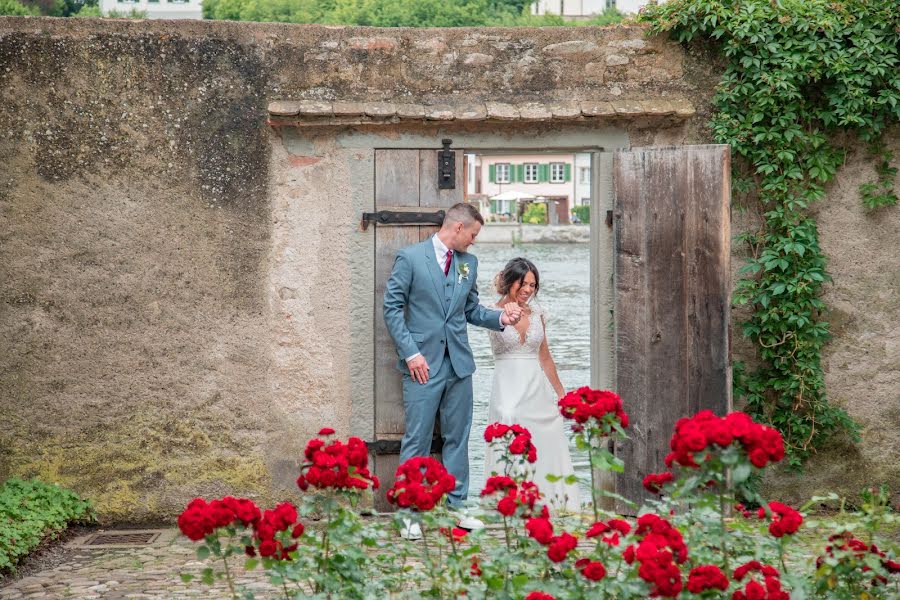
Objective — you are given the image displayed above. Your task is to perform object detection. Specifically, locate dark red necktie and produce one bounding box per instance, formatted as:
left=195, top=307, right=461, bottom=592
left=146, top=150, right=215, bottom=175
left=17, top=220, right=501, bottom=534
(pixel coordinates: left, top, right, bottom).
left=443, top=250, right=452, bottom=276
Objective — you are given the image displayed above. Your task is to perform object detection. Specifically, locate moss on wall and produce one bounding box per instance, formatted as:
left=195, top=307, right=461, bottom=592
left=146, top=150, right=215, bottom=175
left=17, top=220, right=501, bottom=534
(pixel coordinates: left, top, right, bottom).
left=0, top=407, right=276, bottom=522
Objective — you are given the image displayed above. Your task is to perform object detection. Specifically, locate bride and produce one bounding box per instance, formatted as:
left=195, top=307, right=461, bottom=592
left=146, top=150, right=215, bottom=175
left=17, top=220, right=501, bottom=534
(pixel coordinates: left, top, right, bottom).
left=484, top=257, right=581, bottom=513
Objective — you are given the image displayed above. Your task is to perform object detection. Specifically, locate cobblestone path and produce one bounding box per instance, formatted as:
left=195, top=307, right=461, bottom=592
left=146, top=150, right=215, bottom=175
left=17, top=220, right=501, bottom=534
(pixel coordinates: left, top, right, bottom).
left=0, top=529, right=284, bottom=599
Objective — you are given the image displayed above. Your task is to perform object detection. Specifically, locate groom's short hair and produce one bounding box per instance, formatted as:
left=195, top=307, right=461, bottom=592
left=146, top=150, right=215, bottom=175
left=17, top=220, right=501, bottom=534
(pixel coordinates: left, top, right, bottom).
left=443, top=202, right=484, bottom=227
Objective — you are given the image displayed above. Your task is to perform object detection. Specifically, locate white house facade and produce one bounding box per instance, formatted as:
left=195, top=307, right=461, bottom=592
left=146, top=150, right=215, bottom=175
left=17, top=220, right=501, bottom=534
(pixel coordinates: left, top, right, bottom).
left=466, top=153, right=578, bottom=224
left=101, top=0, right=203, bottom=19
left=531, top=0, right=660, bottom=17
left=574, top=152, right=592, bottom=208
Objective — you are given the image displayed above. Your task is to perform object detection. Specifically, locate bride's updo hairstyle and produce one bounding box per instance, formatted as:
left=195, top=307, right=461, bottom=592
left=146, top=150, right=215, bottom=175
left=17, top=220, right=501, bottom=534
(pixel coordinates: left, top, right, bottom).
left=494, top=257, right=540, bottom=299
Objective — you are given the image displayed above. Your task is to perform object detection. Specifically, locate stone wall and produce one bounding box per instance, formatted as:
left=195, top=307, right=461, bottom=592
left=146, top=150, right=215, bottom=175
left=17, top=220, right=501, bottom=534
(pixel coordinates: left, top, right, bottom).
left=0, top=17, right=895, bottom=520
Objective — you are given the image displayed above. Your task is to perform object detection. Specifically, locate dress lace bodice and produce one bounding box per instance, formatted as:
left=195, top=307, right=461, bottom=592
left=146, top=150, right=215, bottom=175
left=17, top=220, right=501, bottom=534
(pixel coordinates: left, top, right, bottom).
left=488, top=303, right=546, bottom=357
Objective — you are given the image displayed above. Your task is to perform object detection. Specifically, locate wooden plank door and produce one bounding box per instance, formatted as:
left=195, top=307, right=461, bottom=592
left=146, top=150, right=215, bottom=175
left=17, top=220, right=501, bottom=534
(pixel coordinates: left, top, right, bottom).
left=612, top=145, right=731, bottom=508
left=373, top=148, right=464, bottom=512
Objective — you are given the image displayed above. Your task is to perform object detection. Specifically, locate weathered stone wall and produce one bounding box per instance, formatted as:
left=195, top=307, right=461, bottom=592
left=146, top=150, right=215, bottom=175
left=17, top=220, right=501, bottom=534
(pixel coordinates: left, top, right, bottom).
left=0, top=17, right=895, bottom=520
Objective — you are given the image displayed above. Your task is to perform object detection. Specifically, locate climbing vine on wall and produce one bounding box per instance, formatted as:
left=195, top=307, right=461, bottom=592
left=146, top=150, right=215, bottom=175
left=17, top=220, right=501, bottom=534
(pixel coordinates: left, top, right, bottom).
left=640, top=0, right=899, bottom=469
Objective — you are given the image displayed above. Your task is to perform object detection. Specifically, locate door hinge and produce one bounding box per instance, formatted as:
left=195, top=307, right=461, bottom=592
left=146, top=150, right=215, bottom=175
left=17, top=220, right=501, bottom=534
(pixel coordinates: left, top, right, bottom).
left=367, top=437, right=443, bottom=456
left=361, top=209, right=446, bottom=231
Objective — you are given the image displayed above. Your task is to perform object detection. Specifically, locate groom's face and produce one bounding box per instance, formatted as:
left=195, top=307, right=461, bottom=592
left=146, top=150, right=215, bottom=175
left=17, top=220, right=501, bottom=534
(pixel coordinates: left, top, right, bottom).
left=452, top=221, right=481, bottom=252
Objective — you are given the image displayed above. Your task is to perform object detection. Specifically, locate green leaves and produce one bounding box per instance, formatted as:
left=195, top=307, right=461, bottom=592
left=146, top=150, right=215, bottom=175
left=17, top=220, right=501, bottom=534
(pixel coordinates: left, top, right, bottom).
left=640, top=0, right=897, bottom=467
left=0, top=478, right=93, bottom=572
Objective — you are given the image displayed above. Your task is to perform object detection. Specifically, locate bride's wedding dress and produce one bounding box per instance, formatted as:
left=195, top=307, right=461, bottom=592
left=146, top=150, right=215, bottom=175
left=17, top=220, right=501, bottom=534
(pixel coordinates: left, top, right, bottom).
left=484, top=303, right=581, bottom=513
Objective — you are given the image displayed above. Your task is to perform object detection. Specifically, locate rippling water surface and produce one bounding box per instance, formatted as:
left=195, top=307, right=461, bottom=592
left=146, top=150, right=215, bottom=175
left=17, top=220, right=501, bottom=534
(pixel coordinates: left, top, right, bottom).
left=467, top=242, right=592, bottom=500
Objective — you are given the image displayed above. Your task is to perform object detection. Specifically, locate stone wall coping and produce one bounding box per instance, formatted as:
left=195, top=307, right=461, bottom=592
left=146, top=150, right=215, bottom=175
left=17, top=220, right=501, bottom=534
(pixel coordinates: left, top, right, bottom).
left=267, top=98, right=695, bottom=126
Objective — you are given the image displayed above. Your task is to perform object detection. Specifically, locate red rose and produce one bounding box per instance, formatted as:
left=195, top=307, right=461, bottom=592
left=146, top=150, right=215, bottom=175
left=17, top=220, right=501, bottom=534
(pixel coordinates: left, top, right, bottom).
left=577, top=559, right=607, bottom=581
left=643, top=472, right=674, bottom=494
left=258, top=539, right=277, bottom=557
left=484, top=422, right=511, bottom=442
left=525, top=517, right=554, bottom=545
left=608, top=519, right=631, bottom=535
left=546, top=532, right=577, bottom=563
left=497, top=495, right=517, bottom=516
left=586, top=521, right=609, bottom=537
left=748, top=447, right=770, bottom=468
left=686, top=565, right=728, bottom=593
left=524, top=593, right=556, bottom=600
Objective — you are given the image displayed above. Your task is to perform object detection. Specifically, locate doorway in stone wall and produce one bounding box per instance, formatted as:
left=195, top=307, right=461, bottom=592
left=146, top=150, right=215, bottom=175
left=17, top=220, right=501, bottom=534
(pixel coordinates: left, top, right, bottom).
left=369, top=142, right=731, bottom=513
left=463, top=149, right=597, bottom=507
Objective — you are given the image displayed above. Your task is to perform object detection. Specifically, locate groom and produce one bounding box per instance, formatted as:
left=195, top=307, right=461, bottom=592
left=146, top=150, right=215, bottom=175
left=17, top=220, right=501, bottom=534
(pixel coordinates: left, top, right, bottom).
left=383, top=203, right=521, bottom=539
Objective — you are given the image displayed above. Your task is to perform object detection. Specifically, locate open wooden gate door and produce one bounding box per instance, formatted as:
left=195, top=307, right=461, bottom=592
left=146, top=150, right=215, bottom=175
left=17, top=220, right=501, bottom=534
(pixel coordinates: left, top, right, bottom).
left=613, top=145, right=732, bottom=508
left=372, top=148, right=464, bottom=512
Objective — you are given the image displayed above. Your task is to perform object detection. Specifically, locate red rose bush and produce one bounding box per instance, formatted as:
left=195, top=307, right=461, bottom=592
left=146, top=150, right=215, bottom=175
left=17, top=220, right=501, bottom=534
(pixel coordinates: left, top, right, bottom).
left=386, top=456, right=456, bottom=511
left=174, top=403, right=898, bottom=600
left=296, top=429, right=379, bottom=492
left=558, top=388, right=630, bottom=520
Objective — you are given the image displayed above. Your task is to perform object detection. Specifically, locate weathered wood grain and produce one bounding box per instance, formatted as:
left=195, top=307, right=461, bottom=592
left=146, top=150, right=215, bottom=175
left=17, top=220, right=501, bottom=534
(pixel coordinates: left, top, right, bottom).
left=613, top=145, right=731, bottom=510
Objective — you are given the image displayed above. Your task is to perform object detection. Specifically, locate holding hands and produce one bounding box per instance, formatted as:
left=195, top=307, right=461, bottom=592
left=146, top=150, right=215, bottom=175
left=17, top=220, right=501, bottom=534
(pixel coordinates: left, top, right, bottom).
left=501, top=302, right=523, bottom=326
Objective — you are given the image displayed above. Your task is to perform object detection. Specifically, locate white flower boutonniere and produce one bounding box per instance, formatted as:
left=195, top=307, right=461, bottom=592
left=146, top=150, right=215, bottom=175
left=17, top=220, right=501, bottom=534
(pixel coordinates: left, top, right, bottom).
left=457, top=262, right=470, bottom=284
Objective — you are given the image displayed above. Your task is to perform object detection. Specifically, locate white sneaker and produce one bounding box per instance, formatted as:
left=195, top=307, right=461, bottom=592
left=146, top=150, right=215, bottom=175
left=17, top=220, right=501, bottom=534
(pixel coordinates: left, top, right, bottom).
left=456, top=514, right=485, bottom=531
left=400, top=518, right=423, bottom=540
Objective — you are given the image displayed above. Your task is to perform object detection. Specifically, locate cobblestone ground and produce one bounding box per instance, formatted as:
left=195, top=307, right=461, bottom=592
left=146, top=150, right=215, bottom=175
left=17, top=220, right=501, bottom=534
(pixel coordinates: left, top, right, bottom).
left=0, top=529, right=286, bottom=599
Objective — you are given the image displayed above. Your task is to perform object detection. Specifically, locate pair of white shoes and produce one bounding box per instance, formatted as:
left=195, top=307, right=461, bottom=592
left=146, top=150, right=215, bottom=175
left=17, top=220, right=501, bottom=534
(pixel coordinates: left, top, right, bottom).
left=400, top=512, right=485, bottom=541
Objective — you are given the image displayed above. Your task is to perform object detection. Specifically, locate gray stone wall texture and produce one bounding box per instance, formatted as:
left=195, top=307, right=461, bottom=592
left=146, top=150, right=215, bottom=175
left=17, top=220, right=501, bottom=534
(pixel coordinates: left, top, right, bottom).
left=0, top=16, right=895, bottom=521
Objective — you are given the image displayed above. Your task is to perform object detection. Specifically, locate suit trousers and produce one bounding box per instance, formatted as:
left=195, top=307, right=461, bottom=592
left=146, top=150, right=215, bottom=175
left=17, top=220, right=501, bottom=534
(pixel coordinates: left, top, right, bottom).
left=399, top=354, right=473, bottom=508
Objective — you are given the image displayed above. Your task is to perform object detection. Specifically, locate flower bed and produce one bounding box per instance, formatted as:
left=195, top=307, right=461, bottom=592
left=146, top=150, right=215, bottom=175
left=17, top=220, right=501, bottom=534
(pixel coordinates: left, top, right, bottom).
left=0, top=478, right=93, bottom=572
left=177, top=395, right=899, bottom=599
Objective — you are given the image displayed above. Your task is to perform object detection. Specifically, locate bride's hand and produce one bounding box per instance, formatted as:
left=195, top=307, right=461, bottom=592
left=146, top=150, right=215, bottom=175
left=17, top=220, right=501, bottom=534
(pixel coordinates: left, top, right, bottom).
left=501, top=302, right=522, bottom=325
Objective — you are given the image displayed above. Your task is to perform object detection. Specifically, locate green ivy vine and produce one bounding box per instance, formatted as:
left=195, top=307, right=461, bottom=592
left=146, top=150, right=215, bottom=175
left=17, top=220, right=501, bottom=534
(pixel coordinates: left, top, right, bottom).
left=640, top=0, right=899, bottom=469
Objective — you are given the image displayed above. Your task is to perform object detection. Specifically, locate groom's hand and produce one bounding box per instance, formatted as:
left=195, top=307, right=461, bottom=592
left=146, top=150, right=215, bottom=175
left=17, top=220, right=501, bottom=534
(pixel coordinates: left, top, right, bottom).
left=406, top=354, right=430, bottom=384
left=501, top=302, right=522, bottom=326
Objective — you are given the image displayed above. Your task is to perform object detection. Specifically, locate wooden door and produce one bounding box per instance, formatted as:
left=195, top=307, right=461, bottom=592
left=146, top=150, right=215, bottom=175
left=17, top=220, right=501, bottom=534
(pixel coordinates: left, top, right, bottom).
left=372, top=148, right=464, bottom=511
left=612, top=145, right=731, bottom=508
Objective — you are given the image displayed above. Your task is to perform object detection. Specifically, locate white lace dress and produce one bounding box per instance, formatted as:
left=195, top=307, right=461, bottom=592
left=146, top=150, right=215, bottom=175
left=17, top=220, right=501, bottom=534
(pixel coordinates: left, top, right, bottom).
left=484, top=303, right=581, bottom=513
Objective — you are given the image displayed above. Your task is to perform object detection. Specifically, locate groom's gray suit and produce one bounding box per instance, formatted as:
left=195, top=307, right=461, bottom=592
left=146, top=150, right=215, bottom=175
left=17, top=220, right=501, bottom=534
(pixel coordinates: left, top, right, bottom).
left=383, top=236, right=504, bottom=507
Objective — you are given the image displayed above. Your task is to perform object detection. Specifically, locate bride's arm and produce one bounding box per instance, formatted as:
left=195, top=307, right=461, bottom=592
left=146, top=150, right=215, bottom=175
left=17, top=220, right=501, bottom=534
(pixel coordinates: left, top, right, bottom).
left=538, top=314, right=566, bottom=398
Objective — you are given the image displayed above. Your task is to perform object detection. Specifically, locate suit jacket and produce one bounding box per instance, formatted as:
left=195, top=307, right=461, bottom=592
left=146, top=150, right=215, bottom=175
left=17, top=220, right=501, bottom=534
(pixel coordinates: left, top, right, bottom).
left=383, top=238, right=504, bottom=378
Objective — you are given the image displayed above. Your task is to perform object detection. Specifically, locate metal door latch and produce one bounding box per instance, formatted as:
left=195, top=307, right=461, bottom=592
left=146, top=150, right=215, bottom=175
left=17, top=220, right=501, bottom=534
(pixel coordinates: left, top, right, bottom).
left=438, top=138, right=455, bottom=190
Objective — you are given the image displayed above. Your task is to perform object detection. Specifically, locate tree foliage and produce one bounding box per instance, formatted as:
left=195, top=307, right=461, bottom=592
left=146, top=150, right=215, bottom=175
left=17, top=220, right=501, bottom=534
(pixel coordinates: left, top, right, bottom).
left=201, top=0, right=625, bottom=26
left=641, top=0, right=898, bottom=468
left=0, top=0, right=39, bottom=16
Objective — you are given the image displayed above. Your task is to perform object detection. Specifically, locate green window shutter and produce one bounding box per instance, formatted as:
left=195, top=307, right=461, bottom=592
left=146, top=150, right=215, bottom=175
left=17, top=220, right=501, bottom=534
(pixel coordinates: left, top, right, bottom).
left=490, top=199, right=497, bottom=213
left=564, top=163, right=572, bottom=182
left=539, top=164, right=549, bottom=183
left=516, top=164, right=524, bottom=183
left=489, top=164, right=496, bottom=183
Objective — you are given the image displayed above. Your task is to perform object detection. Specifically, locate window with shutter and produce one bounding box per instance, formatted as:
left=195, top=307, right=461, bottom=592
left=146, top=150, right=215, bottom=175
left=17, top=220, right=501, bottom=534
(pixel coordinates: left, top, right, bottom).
left=550, top=162, right=565, bottom=183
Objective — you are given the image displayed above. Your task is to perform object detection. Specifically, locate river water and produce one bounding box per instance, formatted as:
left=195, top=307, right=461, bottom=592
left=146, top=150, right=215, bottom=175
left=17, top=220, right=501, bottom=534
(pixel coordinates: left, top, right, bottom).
left=466, top=242, right=593, bottom=500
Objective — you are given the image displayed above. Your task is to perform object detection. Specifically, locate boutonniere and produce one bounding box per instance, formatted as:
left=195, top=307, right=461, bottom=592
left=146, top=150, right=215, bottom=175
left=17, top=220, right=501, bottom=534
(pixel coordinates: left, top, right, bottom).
left=457, top=262, right=470, bottom=284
